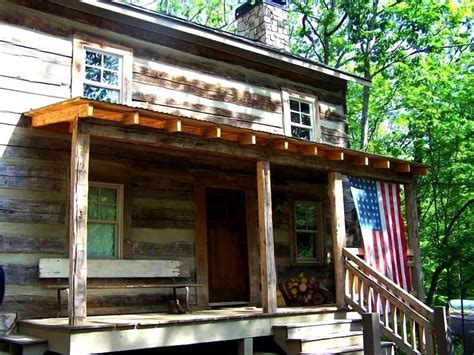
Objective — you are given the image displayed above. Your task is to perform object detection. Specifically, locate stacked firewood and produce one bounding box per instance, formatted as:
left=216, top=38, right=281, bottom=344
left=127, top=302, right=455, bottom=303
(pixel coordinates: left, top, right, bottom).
left=279, top=272, right=333, bottom=306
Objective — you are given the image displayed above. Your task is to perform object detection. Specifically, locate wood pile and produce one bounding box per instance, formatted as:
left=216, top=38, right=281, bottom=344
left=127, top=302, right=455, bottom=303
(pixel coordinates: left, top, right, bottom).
left=279, top=272, right=333, bottom=306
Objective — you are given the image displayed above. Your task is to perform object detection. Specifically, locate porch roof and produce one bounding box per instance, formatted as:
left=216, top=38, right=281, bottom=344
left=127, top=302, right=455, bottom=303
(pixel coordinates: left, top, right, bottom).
left=24, top=97, right=427, bottom=180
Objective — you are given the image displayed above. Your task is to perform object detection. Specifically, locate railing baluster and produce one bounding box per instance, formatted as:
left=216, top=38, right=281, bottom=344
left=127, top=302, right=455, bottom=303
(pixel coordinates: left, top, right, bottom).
left=419, top=324, right=426, bottom=355
left=342, top=248, right=440, bottom=355
left=410, top=318, right=417, bottom=350
left=393, top=306, right=398, bottom=337
left=401, top=311, right=408, bottom=345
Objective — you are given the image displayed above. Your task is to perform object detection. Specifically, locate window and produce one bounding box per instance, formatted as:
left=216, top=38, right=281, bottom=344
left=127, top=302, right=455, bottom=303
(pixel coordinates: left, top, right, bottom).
left=294, top=201, right=323, bottom=262
left=73, top=36, right=132, bottom=104
left=282, top=89, right=320, bottom=142
left=87, top=183, right=123, bottom=258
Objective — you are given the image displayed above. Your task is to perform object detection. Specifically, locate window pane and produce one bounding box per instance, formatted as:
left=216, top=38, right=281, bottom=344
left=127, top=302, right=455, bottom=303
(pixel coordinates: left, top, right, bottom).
left=85, top=51, right=102, bottom=66
left=290, top=112, right=300, bottom=123
left=103, top=54, right=119, bottom=70
left=290, top=99, right=299, bottom=111
left=85, top=66, right=101, bottom=82
left=88, top=203, right=99, bottom=220
left=83, top=85, right=119, bottom=103
left=300, top=102, right=310, bottom=114
left=305, top=205, right=317, bottom=230
left=88, top=223, right=115, bottom=257
left=101, top=188, right=117, bottom=204
left=89, top=187, right=100, bottom=203
left=301, top=114, right=312, bottom=126
left=296, top=232, right=316, bottom=259
left=103, top=70, right=119, bottom=86
left=291, top=126, right=311, bottom=140
left=101, top=205, right=117, bottom=221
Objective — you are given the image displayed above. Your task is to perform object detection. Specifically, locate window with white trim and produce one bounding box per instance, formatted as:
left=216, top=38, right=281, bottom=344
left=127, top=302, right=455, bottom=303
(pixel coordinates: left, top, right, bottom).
left=87, top=182, right=123, bottom=259
left=73, top=36, right=132, bottom=104
left=282, top=89, right=320, bottom=142
left=294, top=201, right=323, bottom=263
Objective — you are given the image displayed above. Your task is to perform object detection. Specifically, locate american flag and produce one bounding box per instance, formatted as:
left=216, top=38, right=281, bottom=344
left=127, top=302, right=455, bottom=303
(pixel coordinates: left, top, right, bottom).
left=349, top=177, right=411, bottom=292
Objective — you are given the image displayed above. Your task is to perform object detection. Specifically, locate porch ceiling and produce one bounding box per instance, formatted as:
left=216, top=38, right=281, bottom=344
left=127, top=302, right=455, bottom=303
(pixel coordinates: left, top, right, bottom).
left=24, top=97, right=427, bottom=178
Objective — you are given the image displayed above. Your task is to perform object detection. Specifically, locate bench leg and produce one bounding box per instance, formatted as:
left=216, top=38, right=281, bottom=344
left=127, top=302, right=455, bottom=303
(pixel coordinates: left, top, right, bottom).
left=184, top=286, right=192, bottom=313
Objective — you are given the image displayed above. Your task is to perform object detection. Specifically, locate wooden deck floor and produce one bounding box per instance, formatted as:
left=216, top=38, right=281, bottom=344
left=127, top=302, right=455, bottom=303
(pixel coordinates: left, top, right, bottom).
left=17, top=306, right=353, bottom=354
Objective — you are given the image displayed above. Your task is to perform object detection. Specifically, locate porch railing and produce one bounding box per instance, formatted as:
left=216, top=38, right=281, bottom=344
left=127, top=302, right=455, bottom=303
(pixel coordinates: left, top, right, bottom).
left=343, top=248, right=448, bottom=355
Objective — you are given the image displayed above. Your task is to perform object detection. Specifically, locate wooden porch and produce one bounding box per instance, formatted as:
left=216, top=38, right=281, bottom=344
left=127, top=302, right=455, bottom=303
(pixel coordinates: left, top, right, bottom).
left=16, top=306, right=353, bottom=354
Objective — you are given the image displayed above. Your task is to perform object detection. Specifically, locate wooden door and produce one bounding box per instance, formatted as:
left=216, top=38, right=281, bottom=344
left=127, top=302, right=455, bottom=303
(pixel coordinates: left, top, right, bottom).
left=206, top=187, right=249, bottom=303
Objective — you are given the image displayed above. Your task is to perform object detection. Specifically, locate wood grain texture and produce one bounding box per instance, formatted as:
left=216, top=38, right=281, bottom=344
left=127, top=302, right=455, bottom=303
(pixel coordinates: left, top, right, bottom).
left=328, top=172, right=346, bottom=309
left=257, top=161, right=277, bottom=313
left=68, top=120, right=89, bottom=325
left=39, top=258, right=187, bottom=278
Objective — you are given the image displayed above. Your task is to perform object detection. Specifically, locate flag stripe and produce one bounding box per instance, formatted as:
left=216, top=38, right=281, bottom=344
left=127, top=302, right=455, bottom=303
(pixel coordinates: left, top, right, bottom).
left=349, top=177, right=412, bottom=293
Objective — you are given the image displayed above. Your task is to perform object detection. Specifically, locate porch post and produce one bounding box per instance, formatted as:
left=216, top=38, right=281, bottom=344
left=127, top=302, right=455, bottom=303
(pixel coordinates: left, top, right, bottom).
left=404, top=183, right=425, bottom=301
left=256, top=161, right=277, bottom=313
left=328, top=172, right=346, bottom=309
left=68, top=120, right=90, bottom=325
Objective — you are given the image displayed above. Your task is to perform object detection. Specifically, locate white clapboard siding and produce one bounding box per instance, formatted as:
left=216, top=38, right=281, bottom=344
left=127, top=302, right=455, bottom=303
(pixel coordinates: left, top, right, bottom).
left=39, top=258, right=188, bottom=278
left=320, top=101, right=345, bottom=117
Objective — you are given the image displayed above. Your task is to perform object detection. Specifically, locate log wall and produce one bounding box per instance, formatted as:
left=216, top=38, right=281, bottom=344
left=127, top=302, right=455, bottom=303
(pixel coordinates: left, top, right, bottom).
left=0, top=2, right=340, bottom=318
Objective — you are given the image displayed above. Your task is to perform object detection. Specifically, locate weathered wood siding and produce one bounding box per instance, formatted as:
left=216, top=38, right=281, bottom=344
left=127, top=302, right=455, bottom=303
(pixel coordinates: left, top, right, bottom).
left=0, top=2, right=349, bottom=147
left=272, top=183, right=335, bottom=299
left=0, top=3, right=343, bottom=318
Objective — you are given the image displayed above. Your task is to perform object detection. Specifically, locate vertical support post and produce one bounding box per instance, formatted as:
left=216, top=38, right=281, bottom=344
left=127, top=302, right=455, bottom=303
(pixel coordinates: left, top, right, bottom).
left=238, top=338, right=253, bottom=355
left=68, top=120, right=90, bottom=325
left=362, top=313, right=382, bottom=355
left=256, top=161, right=277, bottom=313
left=194, top=184, right=209, bottom=307
left=434, top=306, right=452, bottom=355
left=404, top=183, right=425, bottom=301
left=328, top=172, right=346, bottom=309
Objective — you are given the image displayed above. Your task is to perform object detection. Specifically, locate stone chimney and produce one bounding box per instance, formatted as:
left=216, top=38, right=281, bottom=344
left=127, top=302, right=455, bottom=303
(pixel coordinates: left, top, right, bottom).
left=235, top=0, right=289, bottom=52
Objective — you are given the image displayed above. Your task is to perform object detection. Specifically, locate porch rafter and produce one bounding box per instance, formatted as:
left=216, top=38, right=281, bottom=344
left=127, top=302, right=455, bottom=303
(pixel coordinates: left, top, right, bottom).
left=24, top=98, right=428, bottom=181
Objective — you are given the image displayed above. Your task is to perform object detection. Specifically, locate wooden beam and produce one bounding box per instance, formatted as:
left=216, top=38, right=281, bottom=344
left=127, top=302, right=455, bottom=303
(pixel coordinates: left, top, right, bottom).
left=77, top=120, right=414, bottom=183
left=121, top=111, right=139, bottom=125
left=326, top=151, right=344, bottom=161
left=165, top=119, right=182, bottom=133
left=194, top=184, right=209, bottom=307
left=404, top=183, right=425, bottom=301
left=298, top=145, right=318, bottom=157
left=271, top=139, right=288, bottom=151
left=372, top=160, right=390, bottom=169
left=392, top=163, right=410, bottom=173
left=328, top=172, right=346, bottom=309
left=434, top=306, right=451, bottom=355
left=411, top=166, right=428, bottom=175
left=257, top=161, right=277, bottom=313
left=31, top=103, right=93, bottom=127
left=68, top=120, right=90, bottom=326
left=203, top=126, right=221, bottom=139
left=239, top=133, right=256, bottom=145
left=362, top=313, right=382, bottom=355
left=351, top=155, right=369, bottom=166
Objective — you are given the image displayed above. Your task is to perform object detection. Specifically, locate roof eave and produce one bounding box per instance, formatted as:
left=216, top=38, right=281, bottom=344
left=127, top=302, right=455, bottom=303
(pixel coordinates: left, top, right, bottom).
left=49, top=0, right=371, bottom=87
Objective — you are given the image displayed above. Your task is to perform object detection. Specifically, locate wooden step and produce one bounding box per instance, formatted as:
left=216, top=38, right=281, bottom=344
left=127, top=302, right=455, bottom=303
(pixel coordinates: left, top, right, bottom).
left=274, top=319, right=362, bottom=339
left=300, top=341, right=395, bottom=354
left=0, top=334, right=47, bottom=355
left=294, top=330, right=363, bottom=352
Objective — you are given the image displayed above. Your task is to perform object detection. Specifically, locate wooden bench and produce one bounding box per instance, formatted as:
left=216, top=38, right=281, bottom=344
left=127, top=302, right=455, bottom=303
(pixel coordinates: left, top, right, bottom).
left=39, top=258, right=200, bottom=316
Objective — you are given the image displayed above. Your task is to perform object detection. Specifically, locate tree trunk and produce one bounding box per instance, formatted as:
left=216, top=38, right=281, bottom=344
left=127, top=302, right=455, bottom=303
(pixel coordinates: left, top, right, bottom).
left=359, top=84, right=371, bottom=150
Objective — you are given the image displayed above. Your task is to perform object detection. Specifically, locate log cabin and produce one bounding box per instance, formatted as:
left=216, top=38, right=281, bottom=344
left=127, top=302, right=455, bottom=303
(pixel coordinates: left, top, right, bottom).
left=0, top=1, right=449, bottom=354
